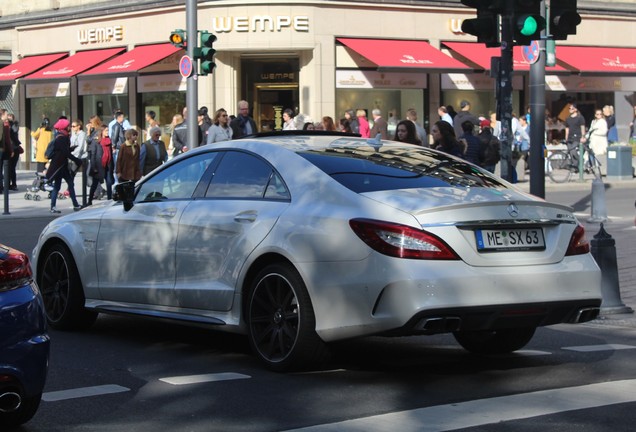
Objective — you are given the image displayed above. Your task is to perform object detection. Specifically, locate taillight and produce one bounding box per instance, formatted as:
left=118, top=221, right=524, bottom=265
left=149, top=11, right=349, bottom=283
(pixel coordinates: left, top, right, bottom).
left=0, top=245, right=33, bottom=291
left=349, top=218, right=459, bottom=260
left=565, top=224, right=590, bottom=256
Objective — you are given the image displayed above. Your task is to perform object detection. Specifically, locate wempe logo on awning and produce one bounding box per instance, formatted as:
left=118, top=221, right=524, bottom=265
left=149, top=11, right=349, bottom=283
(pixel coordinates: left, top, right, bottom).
left=400, top=55, right=433, bottom=65
left=602, top=56, right=636, bottom=70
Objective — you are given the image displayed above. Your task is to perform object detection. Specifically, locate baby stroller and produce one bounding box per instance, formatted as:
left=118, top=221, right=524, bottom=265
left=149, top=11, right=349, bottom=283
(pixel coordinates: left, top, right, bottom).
left=24, top=172, right=66, bottom=201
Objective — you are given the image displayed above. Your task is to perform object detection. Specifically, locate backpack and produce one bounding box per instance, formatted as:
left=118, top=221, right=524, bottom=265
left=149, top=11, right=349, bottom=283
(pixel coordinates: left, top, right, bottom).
left=44, top=138, right=56, bottom=159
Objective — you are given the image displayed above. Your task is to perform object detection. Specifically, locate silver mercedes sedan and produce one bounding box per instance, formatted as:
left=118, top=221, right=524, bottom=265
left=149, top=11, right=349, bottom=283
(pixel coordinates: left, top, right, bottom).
left=33, top=133, right=602, bottom=371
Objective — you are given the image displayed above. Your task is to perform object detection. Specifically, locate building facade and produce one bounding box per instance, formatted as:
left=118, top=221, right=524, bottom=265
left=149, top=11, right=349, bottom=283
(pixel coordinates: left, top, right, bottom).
left=0, top=0, right=635, bottom=169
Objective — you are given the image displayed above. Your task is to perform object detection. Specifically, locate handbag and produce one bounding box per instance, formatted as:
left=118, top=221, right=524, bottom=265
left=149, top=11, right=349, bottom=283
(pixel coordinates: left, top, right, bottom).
left=68, top=159, right=79, bottom=174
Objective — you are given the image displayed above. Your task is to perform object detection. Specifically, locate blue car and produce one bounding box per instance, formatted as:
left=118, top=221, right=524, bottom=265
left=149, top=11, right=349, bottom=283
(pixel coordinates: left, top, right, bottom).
left=0, top=244, right=50, bottom=429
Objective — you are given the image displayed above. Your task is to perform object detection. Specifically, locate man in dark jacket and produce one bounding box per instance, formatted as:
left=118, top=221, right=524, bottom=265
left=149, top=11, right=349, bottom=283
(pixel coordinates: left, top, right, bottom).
left=230, top=100, right=258, bottom=139
left=172, top=107, right=202, bottom=156
left=453, top=100, right=479, bottom=139
left=0, top=109, right=14, bottom=193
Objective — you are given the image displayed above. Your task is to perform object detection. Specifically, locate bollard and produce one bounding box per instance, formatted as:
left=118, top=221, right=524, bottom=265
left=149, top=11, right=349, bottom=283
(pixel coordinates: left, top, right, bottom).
left=588, top=178, right=607, bottom=223
left=590, top=223, right=634, bottom=315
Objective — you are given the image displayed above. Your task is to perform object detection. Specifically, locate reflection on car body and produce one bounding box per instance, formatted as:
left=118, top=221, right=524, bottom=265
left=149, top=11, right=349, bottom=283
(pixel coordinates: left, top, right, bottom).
left=33, top=132, right=601, bottom=371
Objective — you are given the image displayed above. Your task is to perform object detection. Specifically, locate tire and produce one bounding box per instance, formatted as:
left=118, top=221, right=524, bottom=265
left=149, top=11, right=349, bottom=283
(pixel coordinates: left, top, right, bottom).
left=38, top=243, right=98, bottom=330
left=547, top=152, right=572, bottom=183
left=0, top=393, right=42, bottom=429
left=453, top=327, right=536, bottom=355
left=247, top=263, right=328, bottom=372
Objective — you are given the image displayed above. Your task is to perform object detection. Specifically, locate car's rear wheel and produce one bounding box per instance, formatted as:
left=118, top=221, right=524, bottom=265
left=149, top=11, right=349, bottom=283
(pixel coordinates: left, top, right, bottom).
left=453, top=327, right=536, bottom=354
left=247, top=263, right=328, bottom=372
left=38, top=243, right=98, bottom=330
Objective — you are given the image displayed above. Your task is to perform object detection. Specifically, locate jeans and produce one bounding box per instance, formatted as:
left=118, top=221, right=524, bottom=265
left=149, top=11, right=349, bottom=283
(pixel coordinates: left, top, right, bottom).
left=51, top=167, right=80, bottom=209
left=567, top=141, right=580, bottom=167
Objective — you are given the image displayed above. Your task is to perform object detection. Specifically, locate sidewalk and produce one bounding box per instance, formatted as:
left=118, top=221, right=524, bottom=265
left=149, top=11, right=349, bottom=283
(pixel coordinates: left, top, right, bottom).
left=2, top=168, right=635, bottom=325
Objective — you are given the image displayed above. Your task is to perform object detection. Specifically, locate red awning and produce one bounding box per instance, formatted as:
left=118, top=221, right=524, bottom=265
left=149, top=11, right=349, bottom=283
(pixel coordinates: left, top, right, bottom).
left=556, top=46, right=636, bottom=74
left=0, top=53, right=68, bottom=84
left=81, top=44, right=182, bottom=77
left=24, top=48, right=125, bottom=80
left=443, top=42, right=568, bottom=72
left=337, top=38, right=470, bottom=71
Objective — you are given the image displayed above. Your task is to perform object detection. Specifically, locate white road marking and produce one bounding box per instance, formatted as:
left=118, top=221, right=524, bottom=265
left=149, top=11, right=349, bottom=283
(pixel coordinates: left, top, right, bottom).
left=512, top=349, right=552, bottom=356
left=43, top=384, right=130, bottom=402
left=563, top=343, right=636, bottom=352
left=284, top=379, right=636, bottom=432
left=159, top=372, right=251, bottom=385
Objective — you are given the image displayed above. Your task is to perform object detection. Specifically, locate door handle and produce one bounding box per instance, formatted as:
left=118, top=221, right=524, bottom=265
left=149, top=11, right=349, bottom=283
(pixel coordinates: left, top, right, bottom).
left=158, top=208, right=177, bottom=219
left=234, top=211, right=257, bottom=223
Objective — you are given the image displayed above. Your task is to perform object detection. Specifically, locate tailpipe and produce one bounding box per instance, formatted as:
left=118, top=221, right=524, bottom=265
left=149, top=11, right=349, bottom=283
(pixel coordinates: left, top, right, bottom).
left=415, top=316, right=462, bottom=334
left=0, top=391, right=22, bottom=413
left=570, top=307, right=600, bottom=323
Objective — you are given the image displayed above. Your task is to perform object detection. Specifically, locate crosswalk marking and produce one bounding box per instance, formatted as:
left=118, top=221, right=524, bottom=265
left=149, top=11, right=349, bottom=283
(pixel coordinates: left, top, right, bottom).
left=43, top=384, right=130, bottom=402
left=283, top=379, right=636, bottom=432
left=159, top=372, right=251, bottom=385
left=563, top=343, right=636, bottom=352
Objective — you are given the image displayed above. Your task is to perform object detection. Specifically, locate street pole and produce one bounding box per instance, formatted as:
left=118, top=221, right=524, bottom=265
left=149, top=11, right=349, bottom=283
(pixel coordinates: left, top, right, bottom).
left=529, top=0, right=547, bottom=198
left=498, top=7, right=514, bottom=183
left=186, top=0, right=198, bottom=149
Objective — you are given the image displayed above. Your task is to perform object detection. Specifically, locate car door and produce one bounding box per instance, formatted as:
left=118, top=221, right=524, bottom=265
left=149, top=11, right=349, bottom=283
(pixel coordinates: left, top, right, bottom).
left=95, top=152, right=218, bottom=306
left=175, top=150, right=291, bottom=311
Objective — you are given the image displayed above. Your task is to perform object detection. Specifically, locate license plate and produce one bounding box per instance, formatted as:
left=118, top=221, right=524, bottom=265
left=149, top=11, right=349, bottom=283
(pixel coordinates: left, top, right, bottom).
left=475, top=228, right=545, bottom=252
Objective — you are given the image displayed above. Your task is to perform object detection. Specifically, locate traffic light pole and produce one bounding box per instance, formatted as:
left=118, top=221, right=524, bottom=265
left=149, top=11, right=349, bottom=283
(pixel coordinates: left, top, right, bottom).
left=497, top=9, right=514, bottom=183
left=529, top=0, right=547, bottom=198
left=186, top=0, right=198, bottom=149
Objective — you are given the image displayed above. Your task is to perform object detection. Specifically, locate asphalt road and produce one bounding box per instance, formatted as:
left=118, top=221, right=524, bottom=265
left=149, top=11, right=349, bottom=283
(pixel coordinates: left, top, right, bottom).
left=2, top=181, right=636, bottom=432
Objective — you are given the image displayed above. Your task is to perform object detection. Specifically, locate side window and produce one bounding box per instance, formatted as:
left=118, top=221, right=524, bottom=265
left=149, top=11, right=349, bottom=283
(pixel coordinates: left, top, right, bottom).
left=264, top=172, right=291, bottom=200
left=136, top=153, right=217, bottom=202
left=206, top=151, right=286, bottom=199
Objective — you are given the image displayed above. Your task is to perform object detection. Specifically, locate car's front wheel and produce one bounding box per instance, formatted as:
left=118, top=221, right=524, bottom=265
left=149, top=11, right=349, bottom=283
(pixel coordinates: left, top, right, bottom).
left=453, top=327, right=536, bottom=354
left=38, top=243, right=98, bottom=330
left=247, top=263, right=328, bottom=372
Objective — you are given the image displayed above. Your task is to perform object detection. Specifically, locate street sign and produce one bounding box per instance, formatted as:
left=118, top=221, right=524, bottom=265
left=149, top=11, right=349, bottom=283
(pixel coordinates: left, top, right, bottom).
left=522, top=40, right=540, bottom=64
left=179, top=55, right=193, bottom=78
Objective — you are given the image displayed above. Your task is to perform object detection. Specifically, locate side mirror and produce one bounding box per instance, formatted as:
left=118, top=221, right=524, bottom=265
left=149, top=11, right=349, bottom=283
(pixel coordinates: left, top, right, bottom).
left=113, top=181, right=135, bottom=211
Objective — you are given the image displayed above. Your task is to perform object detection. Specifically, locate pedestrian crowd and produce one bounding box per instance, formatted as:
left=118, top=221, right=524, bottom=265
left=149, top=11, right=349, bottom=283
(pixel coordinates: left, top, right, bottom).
left=5, top=99, right=635, bottom=213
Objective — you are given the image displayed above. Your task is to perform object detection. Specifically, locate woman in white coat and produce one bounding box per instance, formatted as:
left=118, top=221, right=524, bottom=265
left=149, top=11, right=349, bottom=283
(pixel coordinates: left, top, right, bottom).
left=588, top=109, right=608, bottom=155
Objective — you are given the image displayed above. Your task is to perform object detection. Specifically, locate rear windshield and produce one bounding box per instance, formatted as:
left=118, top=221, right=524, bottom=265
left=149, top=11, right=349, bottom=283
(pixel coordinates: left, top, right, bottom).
left=298, top=146, right=508, bottom=193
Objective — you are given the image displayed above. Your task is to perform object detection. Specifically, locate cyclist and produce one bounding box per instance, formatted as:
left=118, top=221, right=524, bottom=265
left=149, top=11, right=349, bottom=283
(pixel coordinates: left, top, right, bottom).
left=564, top=103, right=586, bottom=170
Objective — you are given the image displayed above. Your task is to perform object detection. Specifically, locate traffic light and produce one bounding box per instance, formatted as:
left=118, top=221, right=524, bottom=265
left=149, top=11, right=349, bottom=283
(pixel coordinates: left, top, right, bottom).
left=462, top=10, right=500, bottom=47
left=197, top=31, right=217, bottom=76
left=513, top=1, right=545, bottom=46
left=549, top=0, right=581, bottom=40
left=460, top=0, right=503, bottom=47
left=169, top=29, right=186, bottom=48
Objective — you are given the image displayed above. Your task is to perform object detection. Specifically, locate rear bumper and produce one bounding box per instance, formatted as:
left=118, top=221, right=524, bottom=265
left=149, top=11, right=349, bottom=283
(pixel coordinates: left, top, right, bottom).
left=305, top=254, right=602, bottom=342
left=384, top=299, right=601, bottom=336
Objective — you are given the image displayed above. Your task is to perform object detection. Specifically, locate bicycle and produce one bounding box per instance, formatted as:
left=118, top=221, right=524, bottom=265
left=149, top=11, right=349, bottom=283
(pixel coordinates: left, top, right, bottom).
left=547, top=141, right=602, bottom=183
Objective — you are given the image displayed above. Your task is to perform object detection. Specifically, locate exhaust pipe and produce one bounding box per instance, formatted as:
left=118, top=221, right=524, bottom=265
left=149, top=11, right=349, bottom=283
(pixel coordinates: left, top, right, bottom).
left=416, top=317, right=462, bottom=333
left=0, top=392, right=22, bottom=413
left=571, top=307, right=600, bottom=323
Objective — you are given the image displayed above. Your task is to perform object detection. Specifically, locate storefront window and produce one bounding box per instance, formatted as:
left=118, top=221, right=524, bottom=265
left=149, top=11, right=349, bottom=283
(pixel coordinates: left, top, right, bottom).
left=81, top=94, right=129, bottom=125
left=27, top=90, right=70, bottom=163
left=140, top=91, right=185, bottom=141
left=336, top=88, right=426, bottom=137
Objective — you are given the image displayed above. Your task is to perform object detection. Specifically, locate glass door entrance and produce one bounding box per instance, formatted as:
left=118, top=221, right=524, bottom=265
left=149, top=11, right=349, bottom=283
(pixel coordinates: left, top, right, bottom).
left=254, top=84, right=299, bottom=132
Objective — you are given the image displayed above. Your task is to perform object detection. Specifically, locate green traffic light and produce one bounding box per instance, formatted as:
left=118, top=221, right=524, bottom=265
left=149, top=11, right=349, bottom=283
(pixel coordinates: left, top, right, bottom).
left=520, top=16, right=538, bottom=36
